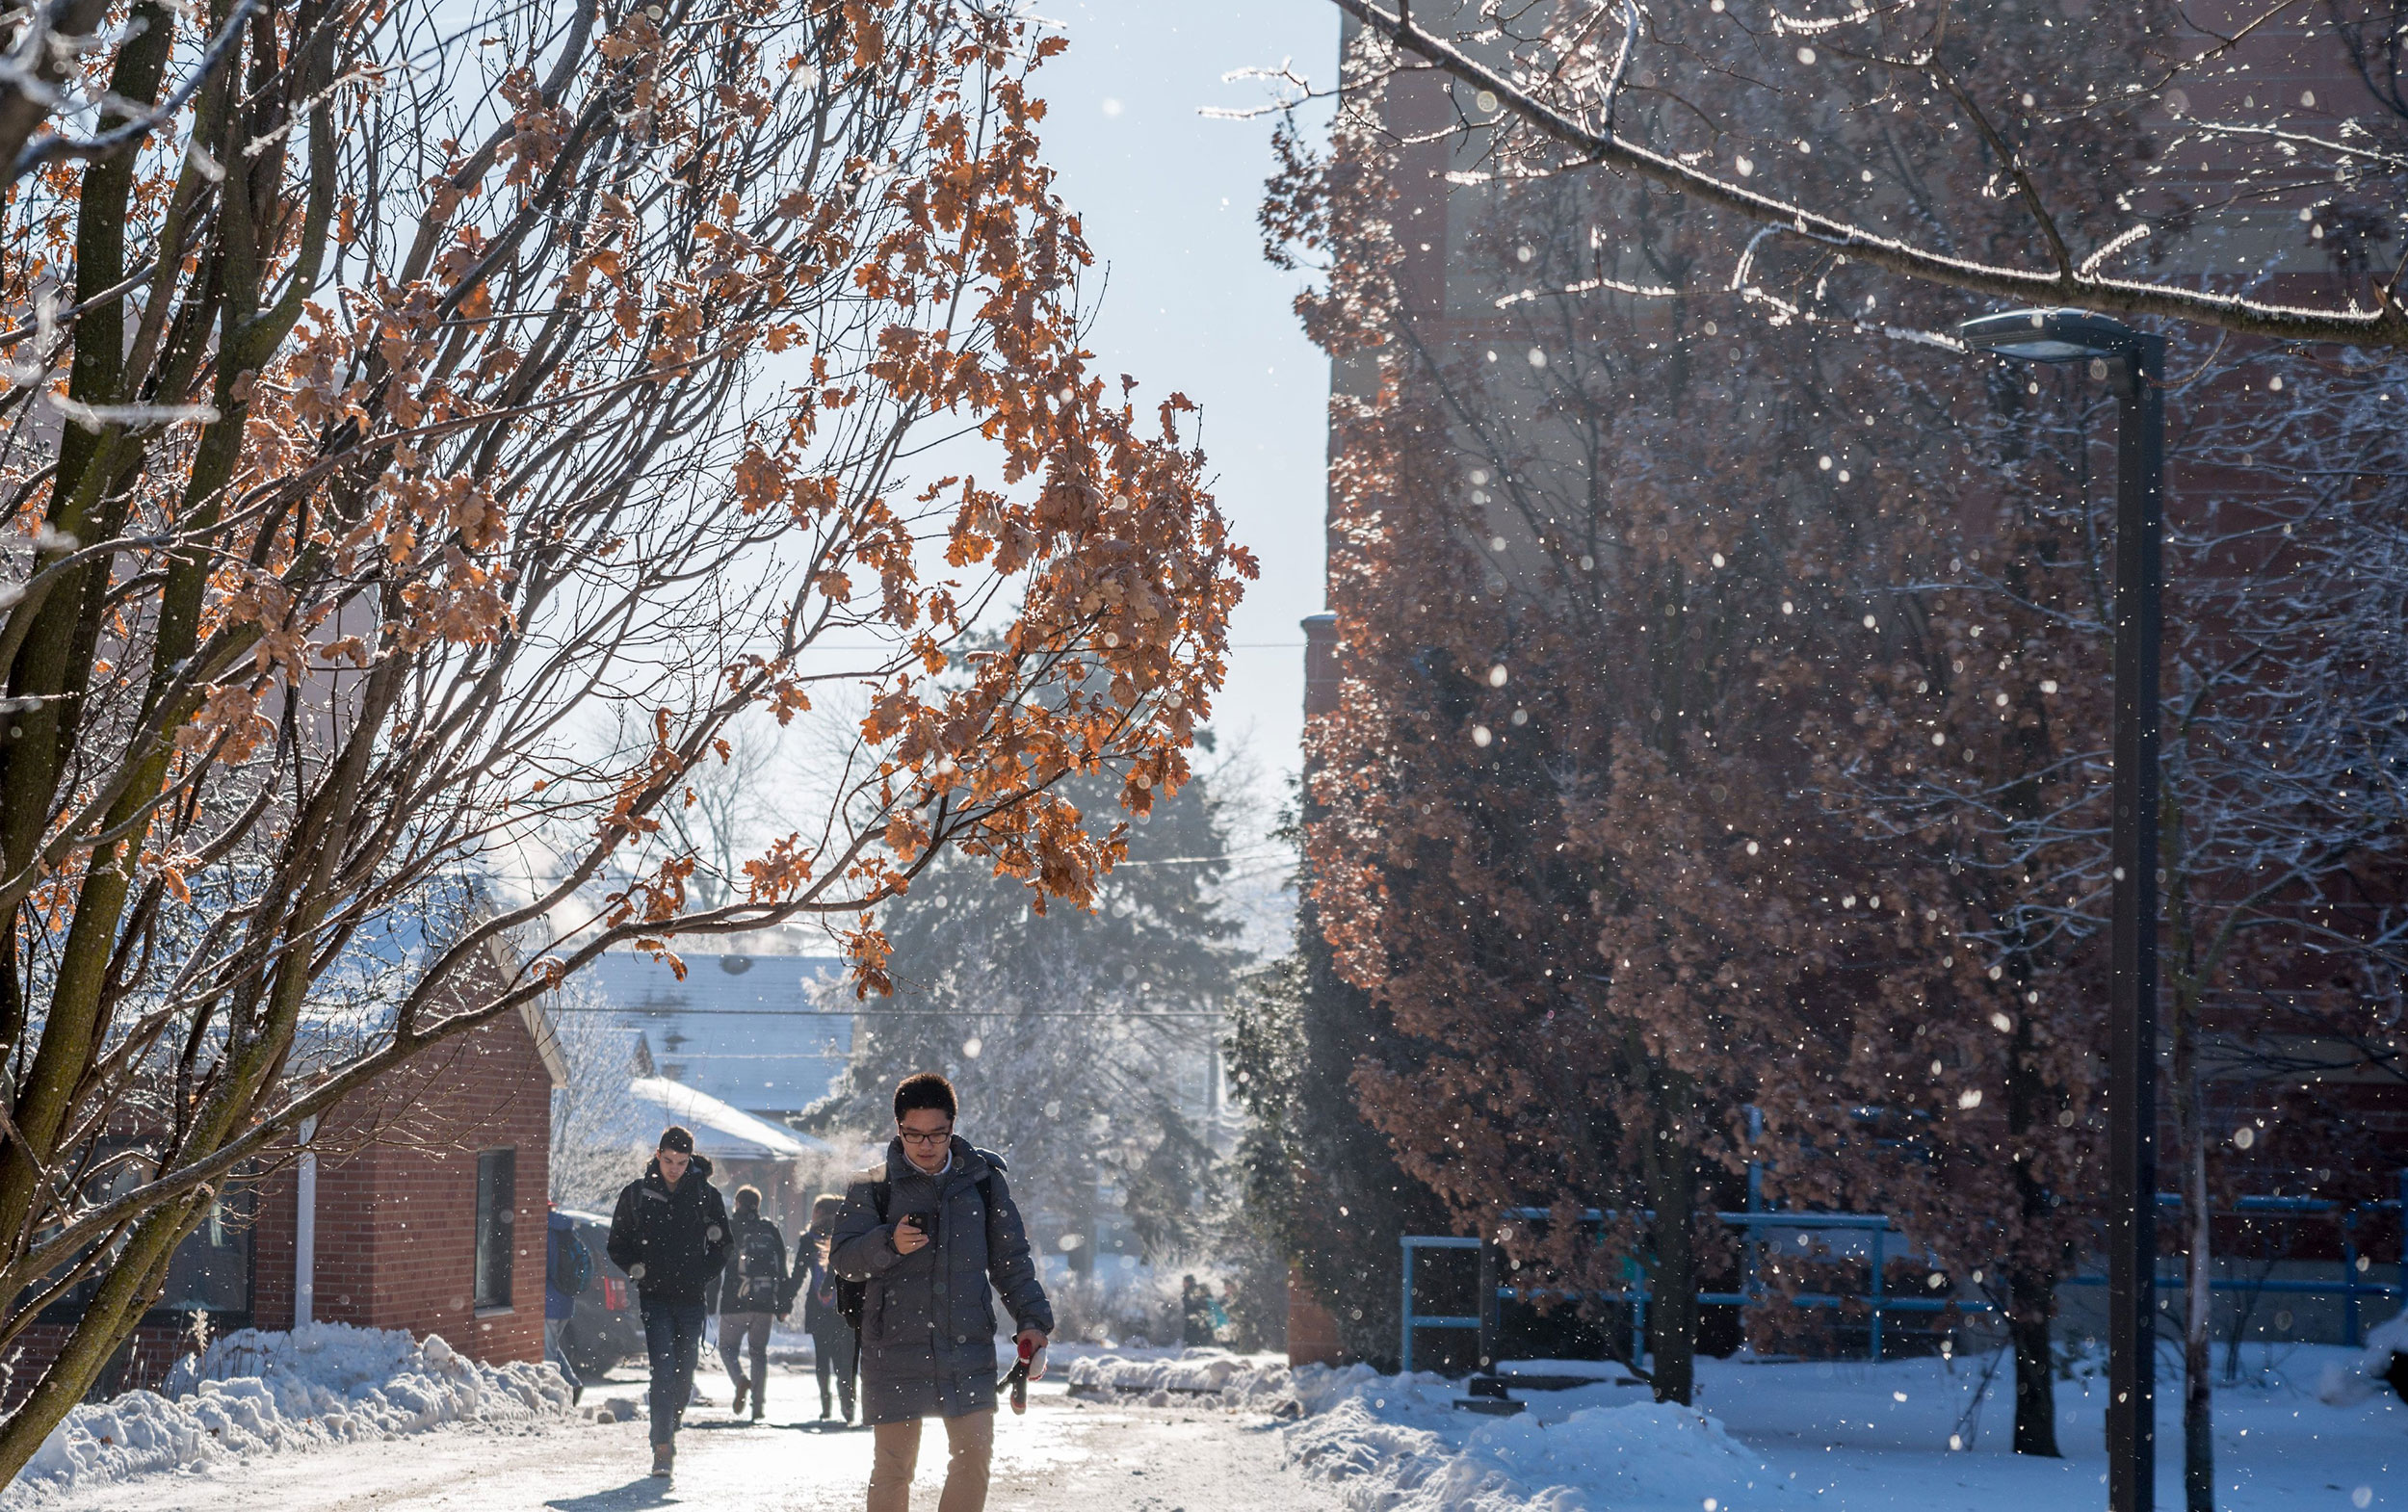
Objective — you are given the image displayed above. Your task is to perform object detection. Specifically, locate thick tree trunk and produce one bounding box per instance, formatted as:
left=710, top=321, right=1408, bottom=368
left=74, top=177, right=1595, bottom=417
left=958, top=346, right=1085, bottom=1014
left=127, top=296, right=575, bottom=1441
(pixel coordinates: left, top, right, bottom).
left=2007, top=1264, right=2061, bottom=1456
left=2173, top=1001, right=2215, bottom=1512
left=2000, top=964, right=2061, bottom=1457
left=0, top=1196, right=197, bottom=1483
left=1642, top=1081, right=1699, bottom=1406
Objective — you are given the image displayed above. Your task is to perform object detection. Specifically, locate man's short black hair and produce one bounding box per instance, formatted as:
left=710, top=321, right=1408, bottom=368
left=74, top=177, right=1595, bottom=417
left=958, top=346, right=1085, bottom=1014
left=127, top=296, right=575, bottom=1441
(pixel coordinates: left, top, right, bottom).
left=894, top=1071, right=957, bottom=1123
left=658, top=1125, right=694, bottom=1155
left=733, top=1185, right=762, bottom=1212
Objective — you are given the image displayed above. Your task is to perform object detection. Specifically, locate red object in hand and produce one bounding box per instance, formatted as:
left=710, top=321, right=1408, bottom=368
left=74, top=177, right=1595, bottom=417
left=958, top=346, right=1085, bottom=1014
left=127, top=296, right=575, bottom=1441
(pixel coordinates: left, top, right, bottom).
left=999, top=1335, right=1036, bottom=1415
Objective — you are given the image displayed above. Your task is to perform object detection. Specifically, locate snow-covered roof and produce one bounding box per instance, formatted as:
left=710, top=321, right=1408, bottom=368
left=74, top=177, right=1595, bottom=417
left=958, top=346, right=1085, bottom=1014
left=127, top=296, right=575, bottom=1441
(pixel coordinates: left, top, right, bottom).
left=292, top=890, right=567, bottom=1089
left=628, top=1075, right=828, bottom=1160
left=569, top=950, right=853, bottom=1123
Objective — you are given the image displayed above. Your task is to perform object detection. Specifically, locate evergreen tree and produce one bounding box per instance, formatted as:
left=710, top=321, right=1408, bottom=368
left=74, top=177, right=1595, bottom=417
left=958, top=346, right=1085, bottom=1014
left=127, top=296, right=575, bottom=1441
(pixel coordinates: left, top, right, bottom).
left=810, top=757, right=1246, bottom=1274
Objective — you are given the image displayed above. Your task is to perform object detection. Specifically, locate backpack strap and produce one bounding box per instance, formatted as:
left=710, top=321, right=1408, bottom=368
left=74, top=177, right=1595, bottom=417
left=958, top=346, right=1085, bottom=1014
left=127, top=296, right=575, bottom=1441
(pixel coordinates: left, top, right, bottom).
left=971, top=1150, right=1003, bottom=1225
left=872, top=1178, right=891, bottom=1222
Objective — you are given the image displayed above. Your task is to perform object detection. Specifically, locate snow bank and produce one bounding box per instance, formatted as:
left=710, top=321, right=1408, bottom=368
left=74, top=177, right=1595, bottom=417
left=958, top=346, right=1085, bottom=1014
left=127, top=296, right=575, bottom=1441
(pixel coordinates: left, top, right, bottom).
left=1063, top=1348, right=1292, bottom=1404
left=2317, top=1310, right=2408, bottom=1406
left=1280, top=1366, right=1776, bottom=1512
left=5, top=1323, right=572, bottom=1505
left=1068, top=1351, right=1773, bottom=1510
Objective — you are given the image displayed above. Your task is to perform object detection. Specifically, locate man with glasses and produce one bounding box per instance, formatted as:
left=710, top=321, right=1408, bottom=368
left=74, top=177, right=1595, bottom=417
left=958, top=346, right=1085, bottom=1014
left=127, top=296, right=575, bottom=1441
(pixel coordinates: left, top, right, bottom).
left=832, top=1072, right=1052, bottom=1512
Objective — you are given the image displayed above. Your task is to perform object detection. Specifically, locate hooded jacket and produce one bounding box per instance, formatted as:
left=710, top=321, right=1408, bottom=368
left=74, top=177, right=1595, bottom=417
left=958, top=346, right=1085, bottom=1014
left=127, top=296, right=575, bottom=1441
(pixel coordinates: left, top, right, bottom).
left=829, top=1137, right=1053, bottom=1423
left=606, top=1153, right=731, bottom=1306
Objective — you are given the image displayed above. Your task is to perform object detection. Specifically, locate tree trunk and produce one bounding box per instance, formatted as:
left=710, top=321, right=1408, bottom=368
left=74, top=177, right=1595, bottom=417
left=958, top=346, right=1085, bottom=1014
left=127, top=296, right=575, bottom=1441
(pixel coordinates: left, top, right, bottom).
left=1643, top=1079, right=1699, bottom=1406
left=2001, top=966, right=2061, bottom=1456
left=2172, top=997, right=2215, bottom=1512
left=0, top=1196, right=198, bottom=1481
left=2007, top=1264, right=2061, bottom=1456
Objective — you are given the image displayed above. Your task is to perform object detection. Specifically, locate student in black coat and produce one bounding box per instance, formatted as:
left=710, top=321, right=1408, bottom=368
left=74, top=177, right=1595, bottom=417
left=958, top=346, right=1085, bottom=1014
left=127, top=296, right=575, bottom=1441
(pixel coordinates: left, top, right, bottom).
left=716, top=1184, right=788, bottom=1421
left=607, top=1127, right=730, bottom=1476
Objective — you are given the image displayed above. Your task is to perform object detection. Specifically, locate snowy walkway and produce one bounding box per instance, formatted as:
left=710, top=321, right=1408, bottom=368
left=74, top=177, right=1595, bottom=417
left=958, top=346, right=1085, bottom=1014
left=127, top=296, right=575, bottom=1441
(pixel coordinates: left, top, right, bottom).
left=13, top=1345, right=2399, bottom=1512
left=24, top=1367, right=1337, bottom=1512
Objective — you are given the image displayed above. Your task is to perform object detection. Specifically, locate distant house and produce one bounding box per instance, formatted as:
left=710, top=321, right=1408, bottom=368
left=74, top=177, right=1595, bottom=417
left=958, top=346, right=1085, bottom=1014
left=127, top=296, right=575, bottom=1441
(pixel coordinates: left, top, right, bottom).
left=572, top=944, right=852, bottom=1120
left=566, top=942, right=860, bottom=1230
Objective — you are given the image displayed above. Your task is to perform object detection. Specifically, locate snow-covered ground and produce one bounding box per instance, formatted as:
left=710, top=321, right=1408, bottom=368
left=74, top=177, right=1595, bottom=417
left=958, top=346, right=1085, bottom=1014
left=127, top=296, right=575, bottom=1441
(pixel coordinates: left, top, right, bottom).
left=8, top=1329, right=2398, bottom=1511
left=1072, top=1343, right=2401, bottom=1512
left=5, top=1347, right=1333, bottom=1512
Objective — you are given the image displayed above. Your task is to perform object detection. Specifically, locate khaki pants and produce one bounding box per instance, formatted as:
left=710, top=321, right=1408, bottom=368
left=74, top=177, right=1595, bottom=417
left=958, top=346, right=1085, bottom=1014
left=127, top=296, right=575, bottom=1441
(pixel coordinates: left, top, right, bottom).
left=719, top=1311, right=773, bottom=1408
left=868, top=1410, right=994, bottom=1512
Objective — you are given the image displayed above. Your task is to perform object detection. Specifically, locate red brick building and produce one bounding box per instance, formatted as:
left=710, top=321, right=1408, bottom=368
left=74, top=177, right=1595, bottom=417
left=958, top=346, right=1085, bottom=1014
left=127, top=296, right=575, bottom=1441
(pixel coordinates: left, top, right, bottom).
left=6, top=972, right=563, bottom=1403
left=247, top=994, right=566, bottom=1362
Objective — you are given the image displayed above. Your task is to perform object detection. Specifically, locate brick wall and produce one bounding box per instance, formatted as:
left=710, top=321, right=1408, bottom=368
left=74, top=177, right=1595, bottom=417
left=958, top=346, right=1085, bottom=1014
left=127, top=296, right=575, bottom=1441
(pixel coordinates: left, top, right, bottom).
left=2, top=1320, right=199, bottom=1410
left=6, top=1000, right=555, bottom=1409
left=250, top=1003, right=556, bottom=1367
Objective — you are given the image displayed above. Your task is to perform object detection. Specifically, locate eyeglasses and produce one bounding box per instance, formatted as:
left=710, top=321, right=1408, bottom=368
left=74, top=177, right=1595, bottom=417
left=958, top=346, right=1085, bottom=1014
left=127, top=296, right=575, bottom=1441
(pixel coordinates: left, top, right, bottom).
left=898, top=1127, right=954, bottom=1147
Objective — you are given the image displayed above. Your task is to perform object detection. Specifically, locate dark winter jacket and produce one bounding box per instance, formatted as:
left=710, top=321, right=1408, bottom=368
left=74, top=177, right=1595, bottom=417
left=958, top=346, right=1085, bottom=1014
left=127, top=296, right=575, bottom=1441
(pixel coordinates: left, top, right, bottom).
left=797, top=1246, right=853, bottom=1343
left=606, top=1155, right=731, bottom=1306
left=545, top=1209, right=589, bottom=1321
left=718, top=1210, right=789, bottom=1316
left=830, top=1137, right=1053, bottom=1424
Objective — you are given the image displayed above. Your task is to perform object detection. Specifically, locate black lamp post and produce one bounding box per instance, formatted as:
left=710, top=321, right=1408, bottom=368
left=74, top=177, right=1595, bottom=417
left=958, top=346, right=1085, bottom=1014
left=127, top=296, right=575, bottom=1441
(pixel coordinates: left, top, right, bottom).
left=1958, top=307, right=2164, bottom=1512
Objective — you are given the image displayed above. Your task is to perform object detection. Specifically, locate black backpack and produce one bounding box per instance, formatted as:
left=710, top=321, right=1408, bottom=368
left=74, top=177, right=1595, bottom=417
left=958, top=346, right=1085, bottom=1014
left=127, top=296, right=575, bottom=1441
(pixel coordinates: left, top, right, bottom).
left=835, top=1171, right=996, bottom=1332
left=732, top=1220, right=785, bottom=1310
left=549, top=1225, right=593, bottom=1297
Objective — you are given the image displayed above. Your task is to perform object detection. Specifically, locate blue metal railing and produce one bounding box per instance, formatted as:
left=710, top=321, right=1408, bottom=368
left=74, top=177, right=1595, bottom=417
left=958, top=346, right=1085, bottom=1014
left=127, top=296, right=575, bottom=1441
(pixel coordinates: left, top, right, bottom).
left=1400, top=1178, right=2407, bottom=1375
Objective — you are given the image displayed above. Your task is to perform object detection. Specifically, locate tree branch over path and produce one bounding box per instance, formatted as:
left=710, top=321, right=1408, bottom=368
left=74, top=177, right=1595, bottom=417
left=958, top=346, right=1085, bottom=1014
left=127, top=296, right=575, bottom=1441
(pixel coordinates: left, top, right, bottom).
left=1322, top=0, right=2408, bottom=349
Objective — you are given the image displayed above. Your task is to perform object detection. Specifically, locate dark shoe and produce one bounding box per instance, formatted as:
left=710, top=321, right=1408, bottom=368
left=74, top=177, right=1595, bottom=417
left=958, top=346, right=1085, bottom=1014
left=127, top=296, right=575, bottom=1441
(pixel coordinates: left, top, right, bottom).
left=731, top=1382, right=748, bottom=1417
left=750, top=1402, right=764, bottom=1422
left=651, top=1444, right=673, bottom=1478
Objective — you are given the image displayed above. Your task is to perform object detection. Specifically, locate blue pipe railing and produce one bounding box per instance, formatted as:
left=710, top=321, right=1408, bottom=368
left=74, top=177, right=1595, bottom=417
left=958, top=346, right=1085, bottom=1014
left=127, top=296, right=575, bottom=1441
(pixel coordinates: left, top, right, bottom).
left=1399, top=1176, right=2407, bottom=1374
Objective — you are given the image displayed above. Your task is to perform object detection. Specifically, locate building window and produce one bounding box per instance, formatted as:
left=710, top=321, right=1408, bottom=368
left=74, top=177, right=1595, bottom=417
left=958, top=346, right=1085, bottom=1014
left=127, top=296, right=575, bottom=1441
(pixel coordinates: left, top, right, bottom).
left=474, top=1148, right=516, bottom=1312
left=35, top=1155, right=254, bottom=1328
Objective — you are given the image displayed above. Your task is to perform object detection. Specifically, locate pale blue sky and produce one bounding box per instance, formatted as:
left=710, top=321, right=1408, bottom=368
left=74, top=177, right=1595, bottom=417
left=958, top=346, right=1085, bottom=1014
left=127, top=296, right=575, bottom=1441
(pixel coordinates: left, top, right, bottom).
left=1030, top=0, right=1337, bottom=811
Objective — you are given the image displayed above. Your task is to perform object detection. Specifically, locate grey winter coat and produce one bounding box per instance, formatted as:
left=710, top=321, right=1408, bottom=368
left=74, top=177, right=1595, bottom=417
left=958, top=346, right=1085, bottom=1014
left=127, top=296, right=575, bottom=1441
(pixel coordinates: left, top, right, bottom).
left=829, top=1137, right=1054, bottom=1424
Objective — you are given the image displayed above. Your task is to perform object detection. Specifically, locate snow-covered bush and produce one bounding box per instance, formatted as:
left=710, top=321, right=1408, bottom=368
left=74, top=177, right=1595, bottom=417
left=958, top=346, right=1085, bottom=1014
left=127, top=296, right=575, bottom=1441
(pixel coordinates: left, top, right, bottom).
left=1063, top=1348, right=1295, bottom=1408
left=1280, top=1366, right=1771, bottom=1512
left=2317, top=1311, right=2408, bottom=1406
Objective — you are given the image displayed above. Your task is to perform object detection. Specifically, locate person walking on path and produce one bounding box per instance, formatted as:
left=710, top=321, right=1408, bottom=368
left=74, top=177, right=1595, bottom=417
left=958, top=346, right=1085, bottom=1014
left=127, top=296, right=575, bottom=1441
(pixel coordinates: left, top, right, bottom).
left=831, top=1072, right=1052, bottom=1512
left=717, top=1185, right=787, bottom=1421
left=1180, top=1275, right=1215, bottom=1348
left=607, top=1127, right=730, bottom=1478
left=795, top=1192, right=859, bottom=1423
left=543, top=1206, right=591, bottom=1402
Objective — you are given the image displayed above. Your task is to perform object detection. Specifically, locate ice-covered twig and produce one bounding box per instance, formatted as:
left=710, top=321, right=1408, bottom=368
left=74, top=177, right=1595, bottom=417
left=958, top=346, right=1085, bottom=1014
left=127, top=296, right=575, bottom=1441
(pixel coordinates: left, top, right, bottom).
left=10, top=0, right=263, bottom=180
left=2077, top=224, right=2151, bottom=278
left=43, top=392, right=222, bottom=432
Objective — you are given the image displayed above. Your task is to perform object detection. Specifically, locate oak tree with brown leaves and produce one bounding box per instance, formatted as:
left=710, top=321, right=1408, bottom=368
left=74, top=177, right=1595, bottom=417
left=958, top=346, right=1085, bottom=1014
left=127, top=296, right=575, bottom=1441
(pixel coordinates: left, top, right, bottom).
left=0, top=0, right=1249, bottom=1473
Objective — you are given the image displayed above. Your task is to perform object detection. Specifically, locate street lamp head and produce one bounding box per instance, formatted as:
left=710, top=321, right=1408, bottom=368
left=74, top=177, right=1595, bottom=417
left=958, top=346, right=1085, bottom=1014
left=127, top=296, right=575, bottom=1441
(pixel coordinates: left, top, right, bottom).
left=1957, top=306, right=2142, bottom=363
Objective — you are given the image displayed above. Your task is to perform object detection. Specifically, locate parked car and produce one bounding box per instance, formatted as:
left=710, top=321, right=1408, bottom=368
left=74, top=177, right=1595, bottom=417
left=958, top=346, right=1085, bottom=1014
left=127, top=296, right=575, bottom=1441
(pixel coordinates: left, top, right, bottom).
left=557, top=1207, right=644, bottom=1380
